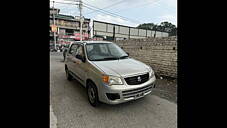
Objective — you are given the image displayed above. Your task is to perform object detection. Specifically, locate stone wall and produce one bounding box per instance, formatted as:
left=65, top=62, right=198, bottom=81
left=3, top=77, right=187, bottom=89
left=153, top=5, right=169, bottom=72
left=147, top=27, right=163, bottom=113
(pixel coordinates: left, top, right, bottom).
left=115, top=37, right=177, bottom=78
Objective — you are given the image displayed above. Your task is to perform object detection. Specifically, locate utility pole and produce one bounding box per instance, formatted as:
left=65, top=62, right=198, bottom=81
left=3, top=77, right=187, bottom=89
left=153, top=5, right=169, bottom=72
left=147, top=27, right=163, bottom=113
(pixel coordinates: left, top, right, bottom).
left=113, top=25, right=115, bottom=41
left=79, top=0, right=83, bottom=41
left=154, top=29, right=156, bottom=38
left=52, top=1, right=56, bottom=50
left=154, top=25, right=157, bottom=38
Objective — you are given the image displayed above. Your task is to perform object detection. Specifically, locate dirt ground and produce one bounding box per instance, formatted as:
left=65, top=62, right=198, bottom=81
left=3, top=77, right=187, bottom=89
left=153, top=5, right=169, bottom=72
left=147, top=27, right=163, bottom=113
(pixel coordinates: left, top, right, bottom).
left=153, top=78, right=177, bottom=103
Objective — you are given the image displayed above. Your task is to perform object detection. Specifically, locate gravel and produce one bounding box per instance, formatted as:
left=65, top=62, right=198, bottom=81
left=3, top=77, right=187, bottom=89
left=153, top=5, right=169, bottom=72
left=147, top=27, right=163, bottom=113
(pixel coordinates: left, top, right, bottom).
left=153, top=78, right=177, bottom=103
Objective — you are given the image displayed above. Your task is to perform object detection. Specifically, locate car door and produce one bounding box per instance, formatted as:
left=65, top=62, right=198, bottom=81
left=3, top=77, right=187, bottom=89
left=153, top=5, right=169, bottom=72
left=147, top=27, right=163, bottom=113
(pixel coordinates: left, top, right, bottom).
left=66, top=44, right=79, bottom=73
left=72, top=44, right=87, bottom=83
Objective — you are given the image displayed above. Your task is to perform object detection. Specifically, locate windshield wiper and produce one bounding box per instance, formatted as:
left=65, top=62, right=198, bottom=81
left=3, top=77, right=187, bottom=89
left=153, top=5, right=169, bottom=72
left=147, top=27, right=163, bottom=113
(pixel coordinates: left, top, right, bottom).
left=103, top=57, right=119, bottom=60
left=119, top=55, right=129, bottom=59
left=91, top=57, right=119, bottom=61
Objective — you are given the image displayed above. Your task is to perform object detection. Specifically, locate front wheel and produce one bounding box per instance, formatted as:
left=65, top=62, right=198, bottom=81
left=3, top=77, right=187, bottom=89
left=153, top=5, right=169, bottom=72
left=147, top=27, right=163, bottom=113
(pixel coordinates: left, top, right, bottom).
left=63, top=56, right=65, bottom=61
left=87, top=82, right=99, bottom=107
left=65, top=68, right=73, bottom=81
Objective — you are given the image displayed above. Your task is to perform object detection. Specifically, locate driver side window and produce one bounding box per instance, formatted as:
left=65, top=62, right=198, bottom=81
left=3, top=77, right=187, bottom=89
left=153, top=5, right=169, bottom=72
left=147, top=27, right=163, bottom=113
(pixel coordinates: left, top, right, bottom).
left=76, top=45, right=85, bottom=57
left=69, top=44, right=78, bottom=55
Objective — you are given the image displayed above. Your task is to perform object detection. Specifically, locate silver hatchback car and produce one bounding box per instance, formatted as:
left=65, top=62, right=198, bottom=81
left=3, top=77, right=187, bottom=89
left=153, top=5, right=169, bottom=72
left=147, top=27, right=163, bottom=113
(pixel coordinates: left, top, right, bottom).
left=65, top=41, right=156, bottom=107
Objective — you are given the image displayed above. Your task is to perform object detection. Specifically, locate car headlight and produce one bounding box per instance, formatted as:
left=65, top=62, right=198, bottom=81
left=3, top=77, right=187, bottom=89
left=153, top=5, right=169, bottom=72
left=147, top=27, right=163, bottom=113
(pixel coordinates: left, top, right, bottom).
left=148, top=67, right=155, bottom=79
left=149, top=71, right=154, bottom=79
left=102, top=75, right=123, bottom=85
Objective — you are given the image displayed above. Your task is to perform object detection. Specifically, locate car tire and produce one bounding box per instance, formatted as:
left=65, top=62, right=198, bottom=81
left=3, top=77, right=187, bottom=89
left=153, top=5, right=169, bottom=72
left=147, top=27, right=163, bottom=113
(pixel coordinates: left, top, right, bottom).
left=87, top=82, right=99, bottom=107
left=65, top=68, right=73, bottom=81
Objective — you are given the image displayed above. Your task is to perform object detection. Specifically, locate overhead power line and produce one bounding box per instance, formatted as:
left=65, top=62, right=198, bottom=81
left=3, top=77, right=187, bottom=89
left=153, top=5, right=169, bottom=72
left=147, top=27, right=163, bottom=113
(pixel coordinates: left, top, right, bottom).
left=50, top=1, right=79, bottom=5
left=83, top=5, right=140, bottom=24
left=152, top=1, right=176, bottom=13
left=83, top=2, right=141, bottom=24
left=49, top=0, right=142, bottom=24
left=108, top=0, right=162, bottom=14
left=84, top=0, right=126, bottom=15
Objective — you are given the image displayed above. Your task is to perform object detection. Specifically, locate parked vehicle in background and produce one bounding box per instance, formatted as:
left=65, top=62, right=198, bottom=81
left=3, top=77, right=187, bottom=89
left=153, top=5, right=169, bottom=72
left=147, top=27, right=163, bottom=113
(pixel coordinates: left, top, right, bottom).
left=65, top=41, right=156, bottom=107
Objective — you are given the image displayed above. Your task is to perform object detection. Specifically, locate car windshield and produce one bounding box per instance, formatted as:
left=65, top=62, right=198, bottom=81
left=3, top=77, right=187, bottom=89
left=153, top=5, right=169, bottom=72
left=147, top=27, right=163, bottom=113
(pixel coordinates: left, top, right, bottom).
left=86, top=43, right=128, bottom=61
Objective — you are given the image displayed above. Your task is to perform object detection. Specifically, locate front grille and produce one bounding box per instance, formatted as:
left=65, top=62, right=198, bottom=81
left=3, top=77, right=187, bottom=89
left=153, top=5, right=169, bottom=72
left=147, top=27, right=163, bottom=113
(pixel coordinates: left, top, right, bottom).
left=122, top=84, right=152, bottom=98
left=124, top=73, right=149, bottom=85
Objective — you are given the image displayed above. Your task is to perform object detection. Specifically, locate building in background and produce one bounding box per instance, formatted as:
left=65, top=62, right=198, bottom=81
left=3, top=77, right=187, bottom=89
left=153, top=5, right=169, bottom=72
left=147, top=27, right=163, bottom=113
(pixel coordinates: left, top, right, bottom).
left=49, top=8, right=90, bottom=47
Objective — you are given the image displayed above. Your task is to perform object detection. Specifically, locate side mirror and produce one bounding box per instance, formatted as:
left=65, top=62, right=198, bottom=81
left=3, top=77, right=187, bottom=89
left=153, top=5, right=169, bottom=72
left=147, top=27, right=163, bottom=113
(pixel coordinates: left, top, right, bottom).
left=126, top=52, right=130, bottom=56
left=75, top=54, right=86, bottom=62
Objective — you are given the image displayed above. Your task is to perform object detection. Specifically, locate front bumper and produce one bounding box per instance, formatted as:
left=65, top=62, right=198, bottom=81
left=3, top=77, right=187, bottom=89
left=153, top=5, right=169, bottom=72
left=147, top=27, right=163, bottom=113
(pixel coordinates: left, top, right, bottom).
left=98, top=76, right=156, bottom=104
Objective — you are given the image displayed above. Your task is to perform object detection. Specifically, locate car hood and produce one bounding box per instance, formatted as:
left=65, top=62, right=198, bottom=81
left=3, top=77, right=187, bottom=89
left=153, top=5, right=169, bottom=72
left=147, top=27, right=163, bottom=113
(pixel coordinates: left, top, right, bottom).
left=92, top=58, right=150, bottom=77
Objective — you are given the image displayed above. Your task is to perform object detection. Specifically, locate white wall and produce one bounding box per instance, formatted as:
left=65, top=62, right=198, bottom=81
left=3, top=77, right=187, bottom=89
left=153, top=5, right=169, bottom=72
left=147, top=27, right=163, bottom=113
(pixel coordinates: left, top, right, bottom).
left=155, top=31, right=162, bottom=37
left=161, top=32, right=169, bottom=37
left=115, top=26, right=120, bottom=33
left=107, top=24, right=113, bottom=33
left=139, top=29, right=146, bottom=36
left=115, top=33, right=129, bottom=38
left=93, top=21, right=169, bottom=38
left=130, top=28, right=138, bottom=35
left=119, top=26, right=129, bottom=34
left=147, top=30, right=152, bottom=37
left=94, top=22, right=106, bottom=31
left=95, top=31, right=113, bottom=37
left=130, top=35, right=146, bottom=39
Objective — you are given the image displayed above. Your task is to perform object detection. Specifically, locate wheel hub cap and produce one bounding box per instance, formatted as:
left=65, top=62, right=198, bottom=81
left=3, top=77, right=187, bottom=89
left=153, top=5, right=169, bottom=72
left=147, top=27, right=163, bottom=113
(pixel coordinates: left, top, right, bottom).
left=89, top=87, right=95, bottom=103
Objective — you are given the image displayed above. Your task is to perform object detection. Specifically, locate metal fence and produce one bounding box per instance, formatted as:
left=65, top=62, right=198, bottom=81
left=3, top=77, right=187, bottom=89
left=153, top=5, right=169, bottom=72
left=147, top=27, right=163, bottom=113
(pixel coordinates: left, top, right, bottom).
left=92, top=20, right=169, bottom=40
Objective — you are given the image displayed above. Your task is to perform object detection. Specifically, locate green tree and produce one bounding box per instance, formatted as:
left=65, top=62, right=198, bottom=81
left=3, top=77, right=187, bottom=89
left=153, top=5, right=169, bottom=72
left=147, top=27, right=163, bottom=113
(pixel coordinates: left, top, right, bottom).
left=159, top=21, right=177, bottom=36
left=137, top=23, right=156, bottom=30
left=137, top=21, right=177, bottom=36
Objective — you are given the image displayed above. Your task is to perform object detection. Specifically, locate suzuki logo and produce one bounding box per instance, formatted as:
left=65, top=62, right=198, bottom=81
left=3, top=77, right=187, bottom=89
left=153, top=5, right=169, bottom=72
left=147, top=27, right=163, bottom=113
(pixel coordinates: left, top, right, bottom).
left=137, top=76, right=141, bottom=82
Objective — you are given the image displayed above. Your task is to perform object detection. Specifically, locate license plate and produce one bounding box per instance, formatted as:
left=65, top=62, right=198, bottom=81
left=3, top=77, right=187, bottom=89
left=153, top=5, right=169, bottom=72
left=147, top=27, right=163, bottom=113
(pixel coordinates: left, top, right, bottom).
left=134, top=92, right=144, bottom=99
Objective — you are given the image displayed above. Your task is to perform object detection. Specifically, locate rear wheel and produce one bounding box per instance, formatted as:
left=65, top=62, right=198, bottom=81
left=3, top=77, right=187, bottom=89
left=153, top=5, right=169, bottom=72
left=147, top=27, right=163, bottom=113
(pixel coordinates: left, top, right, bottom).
left=87, top=82, right=99, bottom=107
left=65, top=67, right=73, bottom=81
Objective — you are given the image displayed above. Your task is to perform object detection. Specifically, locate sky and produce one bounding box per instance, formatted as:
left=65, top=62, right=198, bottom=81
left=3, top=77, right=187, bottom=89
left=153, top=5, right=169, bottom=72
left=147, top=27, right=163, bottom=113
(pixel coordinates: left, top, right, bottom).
left=50, top=0, right=177, bottom=27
